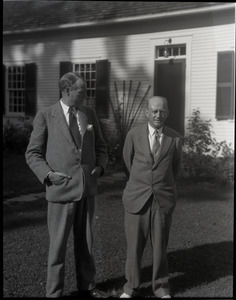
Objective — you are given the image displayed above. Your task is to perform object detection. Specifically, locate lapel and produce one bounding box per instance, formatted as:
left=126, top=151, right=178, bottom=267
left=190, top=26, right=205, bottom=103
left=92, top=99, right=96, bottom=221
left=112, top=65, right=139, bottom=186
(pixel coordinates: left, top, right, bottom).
left=51, top=102, right=73, bottom=144
left=153, top=126, right=172, bottom=168
left=139, top=124, right=153, bottom=164
left=51, top=103, right=89, bottom=142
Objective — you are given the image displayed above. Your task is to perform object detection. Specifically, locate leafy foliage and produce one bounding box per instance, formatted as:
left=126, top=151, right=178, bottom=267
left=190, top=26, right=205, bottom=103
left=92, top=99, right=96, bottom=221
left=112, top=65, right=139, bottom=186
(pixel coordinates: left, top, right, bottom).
left=181, top=109, right=234, bottom=185
left=3, top=117, right=33, bottom=154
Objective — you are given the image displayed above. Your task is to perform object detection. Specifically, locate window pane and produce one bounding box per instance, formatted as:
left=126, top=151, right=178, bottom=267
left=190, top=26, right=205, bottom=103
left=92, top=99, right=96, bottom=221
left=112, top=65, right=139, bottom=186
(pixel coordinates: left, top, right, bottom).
left=91, top=64, right=96, bottom=71
left=91, top=81, right=95, bottom=88
left=173, top=47, right=178, bottom=56
left=159, top=48, right=164, bottom=57
left=91, top=72, right=96, bottom=80
left=180, top=47, right=186, bottom=55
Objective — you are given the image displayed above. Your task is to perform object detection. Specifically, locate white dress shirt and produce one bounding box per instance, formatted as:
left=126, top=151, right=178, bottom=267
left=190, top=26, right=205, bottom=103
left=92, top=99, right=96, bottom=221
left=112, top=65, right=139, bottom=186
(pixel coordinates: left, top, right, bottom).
left=60, top=100, right=81, bottom=132
left=148, top=123, right=163, bottom=151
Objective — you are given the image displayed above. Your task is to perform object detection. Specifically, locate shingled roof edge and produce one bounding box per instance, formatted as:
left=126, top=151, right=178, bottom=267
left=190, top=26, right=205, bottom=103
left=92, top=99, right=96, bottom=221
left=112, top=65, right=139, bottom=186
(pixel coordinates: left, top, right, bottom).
left=3, top=3, right=234, bottom=35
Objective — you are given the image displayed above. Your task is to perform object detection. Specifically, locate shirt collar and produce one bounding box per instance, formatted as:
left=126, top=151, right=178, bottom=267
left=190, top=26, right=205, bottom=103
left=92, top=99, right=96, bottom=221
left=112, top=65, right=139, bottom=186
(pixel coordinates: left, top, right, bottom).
left=148, top=123, right=163, bottom=136
left=60, top=99, right=70, bottom=114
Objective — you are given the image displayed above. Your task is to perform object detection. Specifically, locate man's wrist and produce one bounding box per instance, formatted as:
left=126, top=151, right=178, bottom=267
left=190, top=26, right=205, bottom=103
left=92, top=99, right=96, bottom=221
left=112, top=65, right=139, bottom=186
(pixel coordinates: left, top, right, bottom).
left=45, top=171, right=53, bottom=183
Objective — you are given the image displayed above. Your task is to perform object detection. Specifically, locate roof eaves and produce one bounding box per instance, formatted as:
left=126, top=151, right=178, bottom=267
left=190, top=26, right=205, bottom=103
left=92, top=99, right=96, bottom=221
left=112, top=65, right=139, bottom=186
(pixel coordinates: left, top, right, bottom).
left=3, top=3, right=234, bottom=35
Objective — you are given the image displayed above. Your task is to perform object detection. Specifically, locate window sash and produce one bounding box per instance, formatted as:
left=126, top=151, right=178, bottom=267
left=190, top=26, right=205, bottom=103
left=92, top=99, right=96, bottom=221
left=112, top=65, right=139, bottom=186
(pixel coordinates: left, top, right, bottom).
left=6, top=66, right=25, bottom=115
left=74, top=63, right=96, bottom=108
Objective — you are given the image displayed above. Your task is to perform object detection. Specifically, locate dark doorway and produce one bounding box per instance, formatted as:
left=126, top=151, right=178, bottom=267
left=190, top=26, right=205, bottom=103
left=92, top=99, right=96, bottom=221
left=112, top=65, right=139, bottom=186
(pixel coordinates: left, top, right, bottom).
left=154, top=59, right=185, bottom=136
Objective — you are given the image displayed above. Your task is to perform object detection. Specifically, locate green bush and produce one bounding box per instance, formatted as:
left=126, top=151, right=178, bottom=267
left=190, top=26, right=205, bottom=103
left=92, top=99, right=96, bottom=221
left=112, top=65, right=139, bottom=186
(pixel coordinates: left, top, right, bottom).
left=3, top=117, right=33, bottom=154
left=181, top=109, right=234, bottom=185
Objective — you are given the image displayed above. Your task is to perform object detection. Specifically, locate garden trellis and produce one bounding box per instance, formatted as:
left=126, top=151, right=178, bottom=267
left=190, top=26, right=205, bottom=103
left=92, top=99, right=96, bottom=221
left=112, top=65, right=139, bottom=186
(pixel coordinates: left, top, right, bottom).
left=109, top=80, right=151, bottom=147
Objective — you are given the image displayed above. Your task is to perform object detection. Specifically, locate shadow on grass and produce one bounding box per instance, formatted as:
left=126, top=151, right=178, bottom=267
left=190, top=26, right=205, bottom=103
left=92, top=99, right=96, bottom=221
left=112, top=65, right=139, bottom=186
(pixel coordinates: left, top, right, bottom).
left=177, top=181, right=234, bottom=202
left=3, top=198, right=47, bottom=231
left=96, top=241, right=233, bottom=297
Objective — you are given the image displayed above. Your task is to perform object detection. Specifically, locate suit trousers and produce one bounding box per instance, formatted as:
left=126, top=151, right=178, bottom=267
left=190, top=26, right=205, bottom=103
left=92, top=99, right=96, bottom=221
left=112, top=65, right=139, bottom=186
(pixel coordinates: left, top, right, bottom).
left=46, top=197, right=96, bottom=297
left=124, top=195, right=172, bottom=298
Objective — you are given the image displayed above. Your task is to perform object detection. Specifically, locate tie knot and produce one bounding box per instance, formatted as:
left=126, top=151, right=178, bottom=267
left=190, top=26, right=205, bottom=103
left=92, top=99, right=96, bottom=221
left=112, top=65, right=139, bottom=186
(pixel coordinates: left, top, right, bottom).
left=154, top=130, right=159, bottom=137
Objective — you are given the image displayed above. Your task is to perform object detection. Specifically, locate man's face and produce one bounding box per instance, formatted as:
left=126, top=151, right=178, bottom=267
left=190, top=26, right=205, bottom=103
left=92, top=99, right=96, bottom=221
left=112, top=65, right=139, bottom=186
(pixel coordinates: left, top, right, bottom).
left=145, top=97, right=169, bottom=129
left=67, top=78, right=86, bottom=107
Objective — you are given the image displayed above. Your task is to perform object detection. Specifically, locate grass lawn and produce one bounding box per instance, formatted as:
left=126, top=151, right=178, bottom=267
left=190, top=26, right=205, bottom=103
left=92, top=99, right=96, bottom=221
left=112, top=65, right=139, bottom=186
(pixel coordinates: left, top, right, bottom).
left=3, top=154, right=234, bottom=298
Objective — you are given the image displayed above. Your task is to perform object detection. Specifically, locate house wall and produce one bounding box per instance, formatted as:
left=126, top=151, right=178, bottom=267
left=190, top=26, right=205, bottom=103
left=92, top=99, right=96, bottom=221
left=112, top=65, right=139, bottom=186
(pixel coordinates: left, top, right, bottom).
left=3, top=17, right=234, bottom=148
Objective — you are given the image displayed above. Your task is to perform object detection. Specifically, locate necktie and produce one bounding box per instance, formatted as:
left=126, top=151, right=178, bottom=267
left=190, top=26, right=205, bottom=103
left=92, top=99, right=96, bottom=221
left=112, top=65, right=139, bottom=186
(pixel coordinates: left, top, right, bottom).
left=69, top=107, right=81, bottom=149
left=152, top=130, right=161, bottom=160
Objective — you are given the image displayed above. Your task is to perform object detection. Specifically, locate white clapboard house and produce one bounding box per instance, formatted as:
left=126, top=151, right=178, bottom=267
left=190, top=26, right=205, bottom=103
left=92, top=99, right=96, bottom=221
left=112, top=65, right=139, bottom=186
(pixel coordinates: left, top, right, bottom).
left=3, top=1, right=235, bottom=147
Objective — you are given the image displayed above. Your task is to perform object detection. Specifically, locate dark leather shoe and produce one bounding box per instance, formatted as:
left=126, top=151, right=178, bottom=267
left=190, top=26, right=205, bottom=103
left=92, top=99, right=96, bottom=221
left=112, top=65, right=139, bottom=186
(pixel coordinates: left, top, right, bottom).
left=79, top=288, right=108, bottom=298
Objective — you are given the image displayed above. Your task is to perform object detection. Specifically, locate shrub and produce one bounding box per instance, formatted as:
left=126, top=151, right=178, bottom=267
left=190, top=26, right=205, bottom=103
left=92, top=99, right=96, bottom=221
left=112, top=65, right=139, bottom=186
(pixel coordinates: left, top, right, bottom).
left=3, top=117, right=33, bottom=154
left=181, top=109, right=234, bottom=185
left=99, top=118, right=123, bottom=166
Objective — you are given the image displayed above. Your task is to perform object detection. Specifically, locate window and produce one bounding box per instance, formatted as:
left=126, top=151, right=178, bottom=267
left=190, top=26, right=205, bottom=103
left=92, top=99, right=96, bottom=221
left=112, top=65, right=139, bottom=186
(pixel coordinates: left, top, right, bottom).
left=3, top=63, right=37, bottom=117
left=7, top=66, right=25, bottom=113
left=216, top=52, right=234, bottom=120
left=156, top=44, right=186, bottom=59
left=74, top=63, right=96, bottom=109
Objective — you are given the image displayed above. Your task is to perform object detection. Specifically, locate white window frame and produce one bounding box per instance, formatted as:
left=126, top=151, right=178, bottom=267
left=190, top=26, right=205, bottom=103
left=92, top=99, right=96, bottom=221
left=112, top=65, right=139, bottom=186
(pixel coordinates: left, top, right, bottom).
left=5, top=64, right=26, bottom=117
left=73, top=61, right=97, bottom=109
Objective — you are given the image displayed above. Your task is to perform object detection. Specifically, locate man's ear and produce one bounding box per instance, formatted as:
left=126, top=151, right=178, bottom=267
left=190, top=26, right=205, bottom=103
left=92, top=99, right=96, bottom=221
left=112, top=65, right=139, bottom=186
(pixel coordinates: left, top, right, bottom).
left=145, top=108, right=149, bottom=118
left=66, top=88, right=70, bottom=96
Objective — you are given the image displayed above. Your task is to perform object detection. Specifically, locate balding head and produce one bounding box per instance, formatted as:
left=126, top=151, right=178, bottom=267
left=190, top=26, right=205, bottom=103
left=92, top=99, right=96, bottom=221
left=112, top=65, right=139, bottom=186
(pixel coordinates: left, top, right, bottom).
left=145, top=96, right=169, bottom=129
left=147, top=96, right=168, bottom=110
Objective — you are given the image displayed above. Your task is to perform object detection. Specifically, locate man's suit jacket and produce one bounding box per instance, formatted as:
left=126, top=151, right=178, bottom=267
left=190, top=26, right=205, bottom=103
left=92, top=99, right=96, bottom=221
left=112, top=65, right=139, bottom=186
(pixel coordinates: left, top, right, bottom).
left=25, top=102, right=107, bottom=203
left=122, top=124, right=182, bottom=215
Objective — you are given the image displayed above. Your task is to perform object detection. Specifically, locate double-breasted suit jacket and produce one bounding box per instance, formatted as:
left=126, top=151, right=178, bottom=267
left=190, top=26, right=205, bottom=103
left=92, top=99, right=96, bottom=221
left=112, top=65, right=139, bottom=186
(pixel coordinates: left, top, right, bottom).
left=25, top=102, right=107, bottom=203
left=122, top=124, right=182, bottom=215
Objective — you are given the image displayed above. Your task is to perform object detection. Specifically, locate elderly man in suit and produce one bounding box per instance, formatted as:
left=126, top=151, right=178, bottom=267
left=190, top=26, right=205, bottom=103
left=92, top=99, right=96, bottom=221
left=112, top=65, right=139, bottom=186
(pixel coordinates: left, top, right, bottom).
left=120, top=96, right=182, bottom=299
left=25, top=72, right=107, bottom=298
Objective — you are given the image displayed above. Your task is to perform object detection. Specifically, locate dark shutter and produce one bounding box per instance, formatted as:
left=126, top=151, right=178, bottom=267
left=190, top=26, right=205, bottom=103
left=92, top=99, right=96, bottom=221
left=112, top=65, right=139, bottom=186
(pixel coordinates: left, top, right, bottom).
left=96, top=59, right=109, bottom=118
left=59, top=61, right=73, bottom=98
left=25, top=63, right=37, bottom=117
left=3, top=64, right=6, bottom=115
left=60, top=61, right=73, bottom=78
left=216, top=52, right=234, bottom=120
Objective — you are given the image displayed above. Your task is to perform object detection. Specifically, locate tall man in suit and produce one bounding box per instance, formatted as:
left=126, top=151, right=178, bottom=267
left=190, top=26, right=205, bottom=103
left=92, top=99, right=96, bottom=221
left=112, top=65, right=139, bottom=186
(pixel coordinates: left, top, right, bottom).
left=120, top=96, right=182, bottom=298
left=25, top=72, right=108, bottom=298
